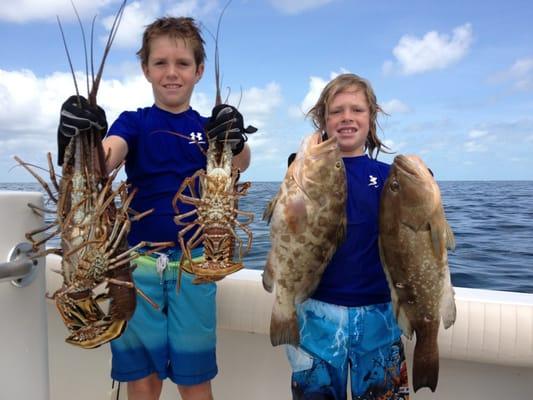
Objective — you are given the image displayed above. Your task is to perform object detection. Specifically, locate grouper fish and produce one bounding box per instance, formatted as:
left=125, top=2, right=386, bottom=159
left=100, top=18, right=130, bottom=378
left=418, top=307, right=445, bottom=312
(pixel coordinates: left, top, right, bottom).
left=262, top=132, right=347, bottom=346
left=379, top=154, right=456, bottom=393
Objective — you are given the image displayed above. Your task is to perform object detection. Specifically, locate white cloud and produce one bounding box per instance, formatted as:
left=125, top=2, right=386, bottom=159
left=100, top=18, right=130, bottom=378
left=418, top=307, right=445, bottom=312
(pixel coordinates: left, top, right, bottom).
left=103, top=0, right=222, bottom=49
left=167, top=0, right=219, bottom=17
left=290, top=71, right=347, bottom=118
left=464, top=140, right=488, bottom=153
left=227, top=82, right=283, bottom=130
left=384, top=23, right=473, bottom=75
left=463, top=128, right=495, bottom=153
left=382, top=139, right=408, bottom=153
left=510, top=58, right=533, bottom=76
left=0, top=68, right=155, bottom=162
left=1, top=0, right=223, bottom=51
left=468, top=129, right=488, bottom=138
left=102, top=1, right=159, bottom=49
left=269, top=0, right=336, bottom=15
left=297, top=76, right=328, bottom=115
left=0, top=0, right=115, bottom=23
left=381, top=99, right=411, bottom=114
left=382, top=60, right=395, bottom=76
left=495, top=57, right=533, bottom=91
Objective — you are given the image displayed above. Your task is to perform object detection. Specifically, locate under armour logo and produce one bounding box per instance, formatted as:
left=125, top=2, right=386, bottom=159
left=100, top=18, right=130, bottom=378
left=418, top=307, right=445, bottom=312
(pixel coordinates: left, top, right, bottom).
left=368, top=175, right=379, bottom=187
left=189, top=132, right=204, bottom=143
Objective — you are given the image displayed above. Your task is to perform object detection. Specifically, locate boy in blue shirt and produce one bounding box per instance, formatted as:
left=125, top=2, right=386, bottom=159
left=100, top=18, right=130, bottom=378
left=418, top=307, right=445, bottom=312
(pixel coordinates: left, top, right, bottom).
left=58, top=16, right=254, bottom=400
left=286, top=74, right=409, bottom=399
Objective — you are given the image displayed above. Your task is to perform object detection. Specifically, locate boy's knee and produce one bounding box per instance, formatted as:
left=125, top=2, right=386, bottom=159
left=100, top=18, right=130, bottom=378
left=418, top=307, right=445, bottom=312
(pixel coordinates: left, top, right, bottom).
left=127, top=373, right=163, bottom=400
left=178, top=381, right=213, bottom=400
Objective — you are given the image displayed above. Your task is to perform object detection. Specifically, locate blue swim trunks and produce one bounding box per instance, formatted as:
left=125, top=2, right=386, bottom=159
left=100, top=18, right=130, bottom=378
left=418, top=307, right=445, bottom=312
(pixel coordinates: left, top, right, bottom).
left=110, top=248, right=217, bottom=385
left=286, top=299, right=409, bottom=400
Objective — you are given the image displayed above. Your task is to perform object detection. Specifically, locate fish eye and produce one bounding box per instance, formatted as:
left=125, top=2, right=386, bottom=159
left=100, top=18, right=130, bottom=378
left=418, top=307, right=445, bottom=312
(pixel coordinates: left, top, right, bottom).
left=335, top=161, right=342, bottom=169
left=390, top=179, right=400, bottom=191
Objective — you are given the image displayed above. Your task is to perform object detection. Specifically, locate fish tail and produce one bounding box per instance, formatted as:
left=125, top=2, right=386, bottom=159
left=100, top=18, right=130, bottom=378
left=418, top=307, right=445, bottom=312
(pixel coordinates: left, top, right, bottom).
left=412, top=329, right=439, bottom=392
left=270, top=303, right=299, bottom=346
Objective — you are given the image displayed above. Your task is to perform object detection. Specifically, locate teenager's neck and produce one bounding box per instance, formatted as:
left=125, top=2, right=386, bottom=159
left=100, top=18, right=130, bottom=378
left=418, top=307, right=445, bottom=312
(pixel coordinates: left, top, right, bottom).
left=155, top=102, right=190, bottom=114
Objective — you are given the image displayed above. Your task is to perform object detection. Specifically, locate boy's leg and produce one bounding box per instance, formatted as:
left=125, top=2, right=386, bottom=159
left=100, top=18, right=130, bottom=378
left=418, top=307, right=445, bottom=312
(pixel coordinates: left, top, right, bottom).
left=110, top=256, right=169, bottom=384
left=348, top=302, right=410, bottom=399
left=178, top=381, right=213, bottom=400
left=287, top=299, right=351, bottom=400
left=166, top=265, right=218, bottom=387
left=127, top=372, right=163, bottom=400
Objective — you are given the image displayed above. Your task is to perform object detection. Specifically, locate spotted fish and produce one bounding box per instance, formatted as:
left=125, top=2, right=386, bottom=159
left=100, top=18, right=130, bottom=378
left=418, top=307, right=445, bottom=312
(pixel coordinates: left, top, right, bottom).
left=262, top=132, right=347, bottom=346
left=379, top=154, right=456, bottom=392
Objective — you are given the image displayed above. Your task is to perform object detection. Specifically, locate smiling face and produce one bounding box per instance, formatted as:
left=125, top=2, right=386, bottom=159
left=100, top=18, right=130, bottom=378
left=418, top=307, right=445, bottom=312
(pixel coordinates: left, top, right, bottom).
left=142, top=35, right=204, bottom=114
left=325, top=88, right=370, bottom=157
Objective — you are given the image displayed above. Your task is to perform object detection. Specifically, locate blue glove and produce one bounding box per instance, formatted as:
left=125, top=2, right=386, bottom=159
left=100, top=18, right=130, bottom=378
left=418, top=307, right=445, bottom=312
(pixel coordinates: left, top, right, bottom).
left=57, top=95, right=107, bottom=165
left=204, top=104, right=257, bottom=155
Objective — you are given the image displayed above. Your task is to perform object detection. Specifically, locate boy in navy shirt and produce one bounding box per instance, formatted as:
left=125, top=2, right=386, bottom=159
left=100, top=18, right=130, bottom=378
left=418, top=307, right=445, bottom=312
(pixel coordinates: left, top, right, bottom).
left=286, top=74, right=409, bottom=400
left=58, top=16, right=254, bottom=400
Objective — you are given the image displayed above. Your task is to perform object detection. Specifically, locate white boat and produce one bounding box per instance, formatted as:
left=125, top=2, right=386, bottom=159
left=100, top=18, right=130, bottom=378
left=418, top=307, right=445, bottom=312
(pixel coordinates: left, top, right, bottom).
left=1, top=191, right=533, bottom=399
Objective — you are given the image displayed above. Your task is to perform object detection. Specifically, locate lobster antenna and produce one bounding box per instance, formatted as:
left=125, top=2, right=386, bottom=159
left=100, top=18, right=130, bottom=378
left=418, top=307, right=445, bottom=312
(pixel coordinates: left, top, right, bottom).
left=69, top=0, right=90, bottom=99
left=89, top=0, right=127, bottom=106
left=214, top=0, right=232, bottom=106
left=90, top=15, right=97, bottom=87
left=56, top=17, right=80, bottom=104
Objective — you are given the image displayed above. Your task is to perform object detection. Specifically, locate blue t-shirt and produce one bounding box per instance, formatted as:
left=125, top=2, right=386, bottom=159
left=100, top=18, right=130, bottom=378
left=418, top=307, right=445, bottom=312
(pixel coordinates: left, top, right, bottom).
left=312, top=155, right=391, bottom=307
left=107, top=105, right=208, bottom=246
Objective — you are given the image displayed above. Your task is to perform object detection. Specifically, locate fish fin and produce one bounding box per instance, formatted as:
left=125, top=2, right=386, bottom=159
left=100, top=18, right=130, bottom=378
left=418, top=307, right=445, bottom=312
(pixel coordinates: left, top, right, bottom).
left=429, top=220, right=445, bottom=259
left=412, top=324, right=440, bottom=392
left=445, top=221, right=456, bottom=251
left=336, top=216, right=347, bottom=248
left=262, top=253, right=275, bottom=293
left=441, top=276, right=457, bottom=329
left=262, top=195, right=279, bottom=224
left=270, top=303, right=300, bottom=346
left=397, top=306, right=414, bottom=339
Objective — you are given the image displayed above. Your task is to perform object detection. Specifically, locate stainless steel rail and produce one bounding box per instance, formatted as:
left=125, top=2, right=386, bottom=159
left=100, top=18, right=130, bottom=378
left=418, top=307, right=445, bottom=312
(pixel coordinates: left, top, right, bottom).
left=0, top=242, right=38, bottom=287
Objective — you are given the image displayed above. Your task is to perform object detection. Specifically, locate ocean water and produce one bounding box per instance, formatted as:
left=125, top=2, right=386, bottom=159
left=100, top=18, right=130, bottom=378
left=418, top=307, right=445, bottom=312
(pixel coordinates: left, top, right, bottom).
left=1, top=180, right=532, bottom=294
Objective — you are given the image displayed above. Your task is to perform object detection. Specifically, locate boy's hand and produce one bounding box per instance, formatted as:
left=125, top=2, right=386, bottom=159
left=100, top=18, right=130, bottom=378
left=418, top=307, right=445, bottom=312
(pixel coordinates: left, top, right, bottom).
left=204, top=104, right=257, bottom=155
left=57, top=95, right=107, bottom=165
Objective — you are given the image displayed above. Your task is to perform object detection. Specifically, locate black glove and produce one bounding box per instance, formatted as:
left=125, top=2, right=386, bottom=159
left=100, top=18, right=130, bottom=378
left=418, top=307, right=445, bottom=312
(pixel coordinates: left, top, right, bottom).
left=287, top=153, right=296, bottom=167
left=204, top=104, right=257, bottom=155
left=57, top=95, right=107, bottom=166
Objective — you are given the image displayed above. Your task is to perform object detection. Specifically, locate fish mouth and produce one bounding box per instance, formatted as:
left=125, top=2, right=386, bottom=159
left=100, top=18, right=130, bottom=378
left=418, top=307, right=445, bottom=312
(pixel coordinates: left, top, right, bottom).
left=307, top=133, right=339, bottom=158
left=394, top=154, right=430, bottom=179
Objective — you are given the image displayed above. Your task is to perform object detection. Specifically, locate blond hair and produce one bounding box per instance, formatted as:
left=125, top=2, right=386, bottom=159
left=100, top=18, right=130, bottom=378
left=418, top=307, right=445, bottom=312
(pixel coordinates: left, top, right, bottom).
left=137, top=17, right=206, bottom=68
left=307, top=73, right=388, bottom=158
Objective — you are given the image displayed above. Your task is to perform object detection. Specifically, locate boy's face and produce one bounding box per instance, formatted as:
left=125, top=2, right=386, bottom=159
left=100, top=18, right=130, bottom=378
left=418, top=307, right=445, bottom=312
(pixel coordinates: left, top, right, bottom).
left=142, top=35, right=204, bottom=114
left=325, top=89, right=370, bottom=157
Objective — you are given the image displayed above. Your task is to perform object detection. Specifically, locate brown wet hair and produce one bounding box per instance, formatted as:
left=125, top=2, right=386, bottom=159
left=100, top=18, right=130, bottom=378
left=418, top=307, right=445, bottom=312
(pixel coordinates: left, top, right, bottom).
left=307, top=73, right=389, bottom=158
left=137, top=17, right=206, bottom=69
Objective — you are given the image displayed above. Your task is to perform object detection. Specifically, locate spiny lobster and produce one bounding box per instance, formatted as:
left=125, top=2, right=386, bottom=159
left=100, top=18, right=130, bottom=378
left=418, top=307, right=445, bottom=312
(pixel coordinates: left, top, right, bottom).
left=172, top=1, right=254, bottom=284
left=15, top=0, right=171, bottom=348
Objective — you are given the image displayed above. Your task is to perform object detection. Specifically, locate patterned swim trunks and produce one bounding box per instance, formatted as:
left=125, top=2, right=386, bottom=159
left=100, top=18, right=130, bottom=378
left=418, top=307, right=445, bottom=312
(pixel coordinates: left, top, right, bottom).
left=287, top=298, right=410, bottom=399
left=110, top=248, right=217, bottom=385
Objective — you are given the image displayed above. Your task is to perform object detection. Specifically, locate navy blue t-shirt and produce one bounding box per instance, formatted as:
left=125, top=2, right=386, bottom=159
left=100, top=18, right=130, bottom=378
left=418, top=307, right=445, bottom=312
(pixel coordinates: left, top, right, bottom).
left=107, top=105, right=208, bottom=246
left=312, top=155, right=391, bottom=307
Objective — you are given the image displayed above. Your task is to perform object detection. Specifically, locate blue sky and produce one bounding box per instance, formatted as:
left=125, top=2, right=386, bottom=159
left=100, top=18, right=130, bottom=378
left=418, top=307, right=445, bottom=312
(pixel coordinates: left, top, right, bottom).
left=1, top=0, right=532, bottom=182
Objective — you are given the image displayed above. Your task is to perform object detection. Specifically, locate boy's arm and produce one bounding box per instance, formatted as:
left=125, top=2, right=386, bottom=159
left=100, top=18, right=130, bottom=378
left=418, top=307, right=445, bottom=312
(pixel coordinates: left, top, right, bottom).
left=102, top=135, right=128, bottom=174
